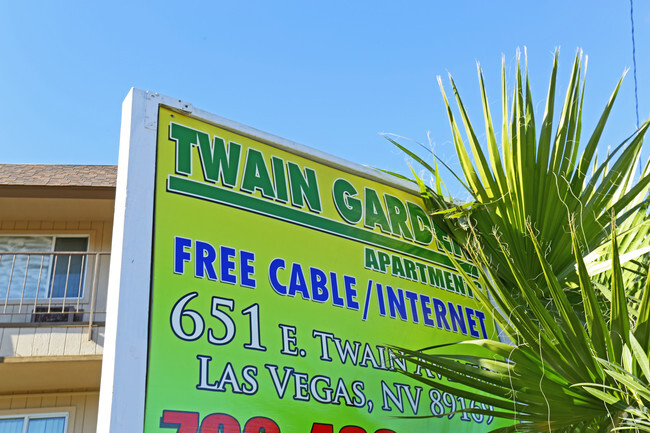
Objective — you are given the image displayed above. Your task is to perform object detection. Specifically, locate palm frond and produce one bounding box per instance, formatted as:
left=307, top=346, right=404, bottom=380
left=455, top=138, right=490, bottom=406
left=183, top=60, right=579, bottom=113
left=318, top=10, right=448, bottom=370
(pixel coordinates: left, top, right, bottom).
left=389, top=50, right=650, bottom=432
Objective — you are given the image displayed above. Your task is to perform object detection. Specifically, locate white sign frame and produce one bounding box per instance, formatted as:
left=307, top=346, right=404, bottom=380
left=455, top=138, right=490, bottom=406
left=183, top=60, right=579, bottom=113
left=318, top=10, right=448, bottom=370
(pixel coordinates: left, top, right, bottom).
left=98, top=88, right=422, bottom=432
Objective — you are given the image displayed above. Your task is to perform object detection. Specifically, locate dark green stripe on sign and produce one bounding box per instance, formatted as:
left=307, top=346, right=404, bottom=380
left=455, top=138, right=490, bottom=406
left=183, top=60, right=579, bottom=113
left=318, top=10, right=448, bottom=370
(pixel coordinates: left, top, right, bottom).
left=166, top=175, right=477, bottom=276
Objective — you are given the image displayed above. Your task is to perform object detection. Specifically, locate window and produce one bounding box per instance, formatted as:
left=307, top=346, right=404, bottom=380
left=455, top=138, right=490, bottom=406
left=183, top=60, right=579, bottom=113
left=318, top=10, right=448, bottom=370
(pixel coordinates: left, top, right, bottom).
left=0, top=413, right=67, bottom=433
left=50, top=237, right=88, bottom=298
left=0, top=235, right=89, bottom=301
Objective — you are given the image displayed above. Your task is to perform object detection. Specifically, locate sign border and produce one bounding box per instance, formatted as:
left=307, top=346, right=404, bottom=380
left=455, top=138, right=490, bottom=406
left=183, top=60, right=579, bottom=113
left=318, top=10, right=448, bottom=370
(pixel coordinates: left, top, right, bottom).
left=98, top=88, right=453, bottom=432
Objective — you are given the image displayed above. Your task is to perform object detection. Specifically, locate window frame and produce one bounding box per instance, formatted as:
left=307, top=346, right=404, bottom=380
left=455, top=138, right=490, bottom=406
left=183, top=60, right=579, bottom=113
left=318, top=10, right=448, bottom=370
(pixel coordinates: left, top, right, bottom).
left=0, top=410, right=70, bottom=433
left=0, top=234, right=91, bottom=303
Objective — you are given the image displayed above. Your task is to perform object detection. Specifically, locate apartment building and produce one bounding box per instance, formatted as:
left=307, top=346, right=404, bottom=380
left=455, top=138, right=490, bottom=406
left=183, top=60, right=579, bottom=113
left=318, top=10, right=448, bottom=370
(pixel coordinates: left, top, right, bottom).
left=0, top=164, right=115, bottom=433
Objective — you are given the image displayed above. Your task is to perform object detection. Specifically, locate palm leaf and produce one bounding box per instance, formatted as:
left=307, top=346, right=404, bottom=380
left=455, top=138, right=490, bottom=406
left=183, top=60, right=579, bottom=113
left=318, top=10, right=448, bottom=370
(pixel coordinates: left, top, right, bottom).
left=388, top=49, right=650, bottom=432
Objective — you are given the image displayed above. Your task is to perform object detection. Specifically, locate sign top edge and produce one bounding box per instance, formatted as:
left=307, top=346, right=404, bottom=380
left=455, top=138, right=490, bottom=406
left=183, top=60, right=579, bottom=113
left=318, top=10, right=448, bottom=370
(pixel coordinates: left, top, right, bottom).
left=130, top=88, right=420, bottom=197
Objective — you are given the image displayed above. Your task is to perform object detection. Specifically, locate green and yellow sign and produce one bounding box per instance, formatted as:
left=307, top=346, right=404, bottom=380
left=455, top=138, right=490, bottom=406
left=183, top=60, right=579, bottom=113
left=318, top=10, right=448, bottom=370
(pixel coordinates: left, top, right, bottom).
left=144, top=107, right=499, bottom=432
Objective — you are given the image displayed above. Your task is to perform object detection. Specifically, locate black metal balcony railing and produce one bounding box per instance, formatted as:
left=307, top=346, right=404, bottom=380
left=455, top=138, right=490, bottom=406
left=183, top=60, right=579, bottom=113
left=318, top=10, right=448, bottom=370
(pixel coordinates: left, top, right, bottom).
left=0, top=251, right=109, bottom=339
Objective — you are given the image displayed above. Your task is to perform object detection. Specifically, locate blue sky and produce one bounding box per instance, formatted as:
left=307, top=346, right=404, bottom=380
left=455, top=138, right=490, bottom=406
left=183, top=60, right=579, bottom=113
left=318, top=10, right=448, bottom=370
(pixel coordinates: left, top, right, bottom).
left=1, top=1, right=648, bottom=197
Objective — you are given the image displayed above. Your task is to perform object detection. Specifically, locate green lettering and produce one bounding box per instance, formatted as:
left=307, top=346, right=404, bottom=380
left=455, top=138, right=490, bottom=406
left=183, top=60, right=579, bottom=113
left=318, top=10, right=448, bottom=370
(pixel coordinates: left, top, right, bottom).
left=272, top=157, right=289, bottom=202
left=428, top=266, right=445, bottom=289
left=197, top=134, right=241, bottom=187
left=332, top=178, right=362, bottom=223
left=408, top=202, right=433, bottom=245
left=364, top=188, right=391, bottom=233
left=403, top=258, right=418, bottom=281
left=415, top=262, right=428, bottom=283
left=452, top=273, right=467, bottom=296
left=443, top=271, right=455, bottom=292
left=391, top=255, right=405, bottom=278
left=241, top=149, right=275, bottom=198
left=434, top=223, right=463, bottom=258
left=364, top=247, right=379, bottom=271
left=169, top=122, right=204, bottom=175
left=468, top=281, right=477, bottom=298
left=288, top=162, right=322, bottom=212
left=433, top=223, right=452, bottom=252
left=384, top=194, right=413, bottom=240
left=377, top=251, right=390, bottom=273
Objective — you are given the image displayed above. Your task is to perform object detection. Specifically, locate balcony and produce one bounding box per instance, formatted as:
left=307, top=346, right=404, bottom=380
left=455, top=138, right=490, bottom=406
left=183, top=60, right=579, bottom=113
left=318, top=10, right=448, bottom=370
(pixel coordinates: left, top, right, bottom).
left=0, top=251, right=109, bottom=361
